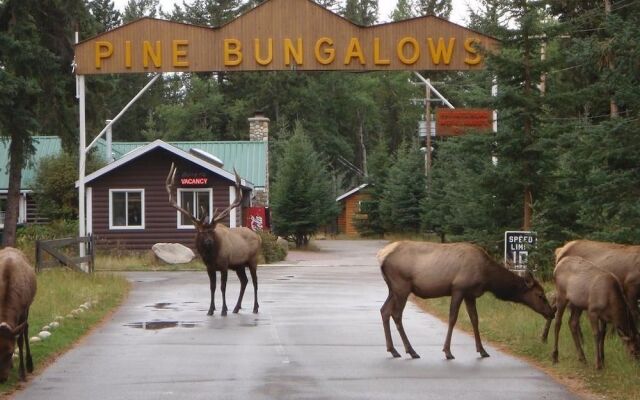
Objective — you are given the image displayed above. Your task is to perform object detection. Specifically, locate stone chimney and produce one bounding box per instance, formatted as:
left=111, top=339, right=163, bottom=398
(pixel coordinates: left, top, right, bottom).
left=248, top=111, right=269, bottom=142
left=248, top=111, right=269, bottom=207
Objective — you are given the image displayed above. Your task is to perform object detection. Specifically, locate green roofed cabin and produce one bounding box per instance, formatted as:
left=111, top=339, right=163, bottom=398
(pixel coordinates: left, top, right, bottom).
left=0, top=113, right=269, bottom=250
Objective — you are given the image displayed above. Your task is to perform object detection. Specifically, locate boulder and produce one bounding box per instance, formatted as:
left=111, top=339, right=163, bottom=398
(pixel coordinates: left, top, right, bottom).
left=276, top=237, right=289, bottom=252
left=152, top=243, right=196, bottom=264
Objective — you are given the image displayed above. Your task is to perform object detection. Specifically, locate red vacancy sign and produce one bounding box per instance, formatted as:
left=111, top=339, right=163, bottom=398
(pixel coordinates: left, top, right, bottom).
left=436, top=108, right=493, bottom=136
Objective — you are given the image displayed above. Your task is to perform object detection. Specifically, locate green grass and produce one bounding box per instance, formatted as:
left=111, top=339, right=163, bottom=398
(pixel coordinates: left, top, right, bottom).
left=415, top=287, right=640, bottom=400
left=95, top=252, right=206, bottom=272
left=0, top=269, right=129, bottom=395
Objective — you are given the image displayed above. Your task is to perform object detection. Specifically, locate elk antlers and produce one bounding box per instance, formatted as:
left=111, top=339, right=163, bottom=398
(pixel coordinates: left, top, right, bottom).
left=166, top=163, right=243, bottom=226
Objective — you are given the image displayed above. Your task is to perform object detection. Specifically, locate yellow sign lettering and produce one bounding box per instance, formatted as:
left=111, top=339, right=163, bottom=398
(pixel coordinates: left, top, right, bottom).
left=143, top=41, right=162, bottom=68
left=284, top=38, right=303, bottom=66
left=224, top=39, right=242, bottom=66
left=124, top=41, right=132, bottom=68
left=344, top=38, right=365, bottom=65
left=428, top=37, right=455, bottom=65
left=254, top=38, right=273, bottom=66
left=464, top=38, right=482, bottom=65
left=397, top=37, right=420, bottom=65
left=315, top=37, right=335, bottom=65
left=373, top=37, right=390, bottom=65
left=172, top=40, right=189, bottom=68
left=95, top=41, right=113, bottom=69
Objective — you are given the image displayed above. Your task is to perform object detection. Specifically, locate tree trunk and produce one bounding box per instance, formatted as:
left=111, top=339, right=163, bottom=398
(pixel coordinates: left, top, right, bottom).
left=357, top=112, right=368, bottom=176
left=2, top=134, right=25, bottom=247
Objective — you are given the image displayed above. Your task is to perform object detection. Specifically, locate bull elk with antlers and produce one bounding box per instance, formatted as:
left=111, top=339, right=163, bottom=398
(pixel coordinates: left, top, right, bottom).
left=166, top=163, right=262, bottom=316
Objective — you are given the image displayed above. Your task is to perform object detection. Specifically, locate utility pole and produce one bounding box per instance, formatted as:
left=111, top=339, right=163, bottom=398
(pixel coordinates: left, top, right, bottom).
left=604, top=0, right=619, bottom=117
left=425, top=78, right=432, bottom=187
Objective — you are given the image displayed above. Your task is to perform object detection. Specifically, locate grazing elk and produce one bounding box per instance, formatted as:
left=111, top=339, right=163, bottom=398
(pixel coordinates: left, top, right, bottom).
left=378, top=241, right=554, bottom=360
left=551, top=256, right=639, bottom=369
left=166, top=163, right=262, bottom=316
left=555, top=240, right=640, bottom=325
left=0, top=247, right=37, bottom=382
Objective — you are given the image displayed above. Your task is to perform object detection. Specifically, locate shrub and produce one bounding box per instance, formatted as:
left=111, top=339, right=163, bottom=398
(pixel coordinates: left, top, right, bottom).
left=258, top=230, right=287, bottom=264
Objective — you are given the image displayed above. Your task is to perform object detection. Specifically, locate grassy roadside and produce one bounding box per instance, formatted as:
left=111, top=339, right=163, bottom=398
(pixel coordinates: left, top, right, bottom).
left=0, top=269, right=130, bottom=396
left=414, top=289, right=640, bottom=400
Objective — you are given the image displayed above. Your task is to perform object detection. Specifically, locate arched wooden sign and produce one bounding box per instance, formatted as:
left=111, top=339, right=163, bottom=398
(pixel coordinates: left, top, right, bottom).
left=74, top=0, right=498, bottom=75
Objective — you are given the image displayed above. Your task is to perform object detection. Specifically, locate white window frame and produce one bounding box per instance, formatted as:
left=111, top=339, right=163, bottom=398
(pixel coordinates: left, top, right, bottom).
left=176, top=188, right=213, bottom=229
left=109, top=189, right=145, bottom=230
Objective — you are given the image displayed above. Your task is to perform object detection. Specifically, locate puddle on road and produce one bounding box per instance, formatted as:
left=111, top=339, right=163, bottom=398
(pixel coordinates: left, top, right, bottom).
left=124, top=321, right=201, bottom=330
left=146, top=302, right=178, bottom=310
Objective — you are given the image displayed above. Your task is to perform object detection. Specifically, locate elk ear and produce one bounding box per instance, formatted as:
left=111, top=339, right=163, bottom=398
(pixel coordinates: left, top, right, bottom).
left=11, top=321, right=25, bottom=336
left=523, top=272, right=535, bottom=289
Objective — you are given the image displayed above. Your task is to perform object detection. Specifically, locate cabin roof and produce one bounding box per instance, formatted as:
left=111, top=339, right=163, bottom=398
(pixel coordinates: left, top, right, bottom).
left=0, top=136, right=266, bottom=190
left=336, top=183, right=369, bottom=202
left=78, top=140, right=254, bottom=189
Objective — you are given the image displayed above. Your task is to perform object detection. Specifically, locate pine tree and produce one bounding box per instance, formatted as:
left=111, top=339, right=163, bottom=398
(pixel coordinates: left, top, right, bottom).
left=414, top=0, right=452, bottom=19
left=0, top=0, right=87, bottom=245
left=391, top=0, right=415, bottom=21
left=88, top=0, right=121, bottom=31
left=379, top=143, right=426, bottom=233
left=271, top=123, right=338, bottom=247
left=342, top=0, right=378, bottom=25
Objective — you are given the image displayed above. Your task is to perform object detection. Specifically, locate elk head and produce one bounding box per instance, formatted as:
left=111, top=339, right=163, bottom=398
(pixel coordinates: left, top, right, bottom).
left=518, top=271, right=555, bottom=319
left=166, top=163, right=243, bottom=249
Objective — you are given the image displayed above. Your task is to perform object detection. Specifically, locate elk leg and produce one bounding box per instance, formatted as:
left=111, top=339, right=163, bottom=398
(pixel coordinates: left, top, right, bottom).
left=552, top=296, right=568, bottom=364
left=598, top=320, right=606, bottom=367
left=233, top=268, right=248, bottom=314
left=443, top=291, right=464, bottom=360
left=390, top=293, right=419, bottom=359
left=17, top=327, right=25, bottom=381
left=206, top=269, right=217, bottom=315
left=541, top=297, right=556, bottom=343
left=464, top=297, right=489, bottom=357
left=249, top=261, right=259, bottom=314
left=24, top=320, right=32, bottom=373
left=569, top=306, right=586, bottom=364
left=220, top=270, right=228, bottom=316
left=380, top=293, right=401, bottom=358
left=587, top=312, right=605, bottom=369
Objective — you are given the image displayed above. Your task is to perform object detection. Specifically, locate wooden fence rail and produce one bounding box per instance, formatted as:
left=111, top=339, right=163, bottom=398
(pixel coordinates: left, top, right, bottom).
left=35, top=235, right=95, bottom=273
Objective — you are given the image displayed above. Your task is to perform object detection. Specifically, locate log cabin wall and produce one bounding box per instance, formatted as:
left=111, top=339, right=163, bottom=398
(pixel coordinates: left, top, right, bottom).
left=88, top=148, right=244, bottom=251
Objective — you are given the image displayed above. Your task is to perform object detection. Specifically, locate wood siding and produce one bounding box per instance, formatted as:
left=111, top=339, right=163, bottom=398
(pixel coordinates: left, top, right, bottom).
left=88, top=148, right=246, bottom=250
left=337, top=192, right=370, bottom=236
left=75, top=0, right=498, bottom=74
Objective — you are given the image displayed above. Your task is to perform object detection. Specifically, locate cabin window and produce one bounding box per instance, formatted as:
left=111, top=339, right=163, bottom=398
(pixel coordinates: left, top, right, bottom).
left=109, top=189, right=144, bottom=229
left=177, top=188, right=213, bottom=229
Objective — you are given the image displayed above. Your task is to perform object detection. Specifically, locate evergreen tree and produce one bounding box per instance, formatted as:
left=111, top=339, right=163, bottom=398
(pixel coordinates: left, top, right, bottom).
left=0, top=0, right=86, bottom=245
left=342, top=0, right=378, bottom=25
left=379, top=143, right=426, bottom=233
left=271, top=123, right=338, bottom=247
left=88, top=0, right=121, bottom=31
left=415, top=0, right=452, bottom=19
left=123, top=0, right=159, bottom=21
left=391, top=0, right=415, bottom=21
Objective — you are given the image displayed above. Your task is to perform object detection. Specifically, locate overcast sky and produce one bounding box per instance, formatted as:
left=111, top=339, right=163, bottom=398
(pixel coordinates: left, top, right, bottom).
left=112, top=0, right=478, bottom=26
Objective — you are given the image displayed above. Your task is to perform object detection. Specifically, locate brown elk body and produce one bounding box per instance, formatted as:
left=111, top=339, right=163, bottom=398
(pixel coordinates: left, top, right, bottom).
left=166, top=164, right=261, bottom=316
left=555, top=240, right=640, bottom=324
left=551, top=256, right=639, bottom=369
left=0, top=247, right=37, bottom=382
left=378, top=241, right=554, bottom=359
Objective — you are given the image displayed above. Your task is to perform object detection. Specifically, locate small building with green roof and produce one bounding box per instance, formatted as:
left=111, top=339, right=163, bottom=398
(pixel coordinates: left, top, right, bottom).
left=0, top=113, right=270, bottom=250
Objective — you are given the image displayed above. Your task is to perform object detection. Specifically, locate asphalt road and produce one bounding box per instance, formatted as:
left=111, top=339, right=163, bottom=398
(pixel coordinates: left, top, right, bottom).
left=13, top=240, right=581, bottom=399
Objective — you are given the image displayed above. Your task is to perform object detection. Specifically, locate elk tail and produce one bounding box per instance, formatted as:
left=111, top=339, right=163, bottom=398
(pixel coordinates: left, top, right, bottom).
left=377, top=242, right=401, bottom=265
